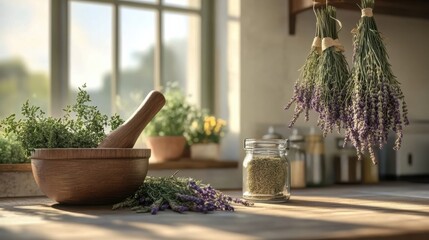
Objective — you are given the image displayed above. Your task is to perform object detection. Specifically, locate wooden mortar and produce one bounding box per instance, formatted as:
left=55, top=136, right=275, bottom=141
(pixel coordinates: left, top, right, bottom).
left=31, top=91, right=165, bottom=205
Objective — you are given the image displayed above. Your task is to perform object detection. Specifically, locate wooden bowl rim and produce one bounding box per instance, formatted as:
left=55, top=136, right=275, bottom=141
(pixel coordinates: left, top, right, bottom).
left=31, top=148, right=151, bottom=160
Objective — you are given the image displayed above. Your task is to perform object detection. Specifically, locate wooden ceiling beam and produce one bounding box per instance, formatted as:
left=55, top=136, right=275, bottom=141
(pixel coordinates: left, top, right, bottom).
left=289, top=0, right=429, bottom=35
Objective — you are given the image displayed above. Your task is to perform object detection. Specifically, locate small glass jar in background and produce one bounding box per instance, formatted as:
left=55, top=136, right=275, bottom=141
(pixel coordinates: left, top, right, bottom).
left=289, top=129, right=306, bottom=188
left=362, top=152, right=379, bottom=184
left=334, top=138, right=361, bottom=184
left=243, top=139, right=290, bottom=203
left=305, top=127, right=325, bottom=186
left=262, top=126, right=283, bottom=139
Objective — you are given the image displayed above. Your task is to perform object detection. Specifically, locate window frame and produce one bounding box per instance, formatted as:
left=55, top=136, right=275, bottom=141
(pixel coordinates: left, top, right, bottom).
left=50, top=0, right=214, bottom=117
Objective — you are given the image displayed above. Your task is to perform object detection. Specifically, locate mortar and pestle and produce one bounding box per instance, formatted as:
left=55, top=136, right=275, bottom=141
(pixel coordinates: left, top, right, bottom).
left=31, top=91, right=165, bottom=205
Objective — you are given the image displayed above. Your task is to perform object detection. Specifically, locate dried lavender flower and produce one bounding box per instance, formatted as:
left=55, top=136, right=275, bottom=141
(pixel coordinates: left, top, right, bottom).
left=286, top=6, right=351, bottom=137
left=313, top=6, right=351, bottom=136
left=285, top=13, right=321, bottom=125
left=113, top=175, right=253, bottom=215
left=346, top=0, right=408, bottom=163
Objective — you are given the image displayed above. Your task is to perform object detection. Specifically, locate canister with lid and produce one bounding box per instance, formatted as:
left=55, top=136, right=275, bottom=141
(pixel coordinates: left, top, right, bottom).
left=289, top=129, right=306, bottom=188
left=334, top=138, right=361, bottom=184
left=305, top=127, right=325, bottom=186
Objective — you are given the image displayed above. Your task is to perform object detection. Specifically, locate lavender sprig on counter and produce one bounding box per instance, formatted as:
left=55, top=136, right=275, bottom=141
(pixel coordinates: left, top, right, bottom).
left=113, top=175, right=253, bottom=214
left=346, top=0, right=408, bottom=163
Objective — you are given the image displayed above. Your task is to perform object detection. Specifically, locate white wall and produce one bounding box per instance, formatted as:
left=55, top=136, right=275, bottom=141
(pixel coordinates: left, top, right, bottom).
left=144, top=1, right=429, bottom=188
left=238, top=0, right=429, bottom=183
left=241, top=0, right=429, bottom=135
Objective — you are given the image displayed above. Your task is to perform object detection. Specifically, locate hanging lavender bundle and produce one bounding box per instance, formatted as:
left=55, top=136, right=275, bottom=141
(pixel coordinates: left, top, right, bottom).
left=345, top=0, right=409, bottom=163
left=313, top=6, right=350, bottom=136
left=285, top=14, right=322, bottom=126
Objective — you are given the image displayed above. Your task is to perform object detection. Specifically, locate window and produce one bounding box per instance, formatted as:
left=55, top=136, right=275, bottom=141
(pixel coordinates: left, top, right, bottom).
left=0, top=0, right=50, bottom=118
left=118, top=7, right=156, bottom=118
left=54, top=0, right=212, bottom=119
left=69, top=1, right=113, bottom=115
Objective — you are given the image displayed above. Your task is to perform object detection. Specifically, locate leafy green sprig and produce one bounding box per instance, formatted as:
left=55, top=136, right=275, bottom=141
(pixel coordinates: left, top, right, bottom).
left=0, top=85, right=124, bottom=156
left=0, top=135, right=27, bottom=164
left=144, top=82, right=192, bottom=137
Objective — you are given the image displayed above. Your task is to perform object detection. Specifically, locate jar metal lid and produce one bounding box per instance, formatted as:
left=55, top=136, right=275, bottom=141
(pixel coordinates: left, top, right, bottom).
left=244, top=138, right=289, bottom=150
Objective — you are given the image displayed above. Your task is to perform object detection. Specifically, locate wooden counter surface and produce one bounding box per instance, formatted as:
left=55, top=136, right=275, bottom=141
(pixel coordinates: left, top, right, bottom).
left=1, top=182, right=429, bottom=239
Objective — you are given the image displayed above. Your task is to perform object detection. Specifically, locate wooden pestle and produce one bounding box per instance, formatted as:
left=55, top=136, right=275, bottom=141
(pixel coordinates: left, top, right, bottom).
left=98, top=90, right=166, bottom=148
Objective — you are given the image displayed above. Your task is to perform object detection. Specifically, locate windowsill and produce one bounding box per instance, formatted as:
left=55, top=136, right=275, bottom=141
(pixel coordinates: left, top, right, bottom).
left=0, top=164, right=32, bottom=172
left=150, top=159, right=238, bottom=170
left=0, top=160, right=238, bottom=172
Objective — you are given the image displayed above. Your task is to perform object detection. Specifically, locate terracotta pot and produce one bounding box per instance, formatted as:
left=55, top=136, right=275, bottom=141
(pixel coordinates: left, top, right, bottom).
left=146, top=136, right=186, bottom=162
left=31, top=148, right=150, bottom=205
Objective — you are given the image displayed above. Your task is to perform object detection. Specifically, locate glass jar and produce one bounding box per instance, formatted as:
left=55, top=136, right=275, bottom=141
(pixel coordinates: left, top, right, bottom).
left=334, top=138, right=361, bottom=184
left=362, top=152, right=379, bottom=184
left=289, top=129, right=306, bottom=188
left=305, top=127, right=325, bottom=186
left=262, top=126, right=283, bottom=139
left=243, top=139, right=290, bottom=203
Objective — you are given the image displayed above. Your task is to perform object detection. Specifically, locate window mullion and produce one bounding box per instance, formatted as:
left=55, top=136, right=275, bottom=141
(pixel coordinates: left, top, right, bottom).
left=51, top=0, right=69, bottom=117
left=112, top=1, right=120, bottom=114
left=200, top=0, right=214, bottom=111
left=155, top=0, right=163, bottom=90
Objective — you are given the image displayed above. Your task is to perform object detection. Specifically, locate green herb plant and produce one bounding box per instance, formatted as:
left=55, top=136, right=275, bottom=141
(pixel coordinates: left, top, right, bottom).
left=144, top=82, right=192, bottom=137
left=0, top=135, right=27, bottom=164
left=0, top=85, right=124, bottom=156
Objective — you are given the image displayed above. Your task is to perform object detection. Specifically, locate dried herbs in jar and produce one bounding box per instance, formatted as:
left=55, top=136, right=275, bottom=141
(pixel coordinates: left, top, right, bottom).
left=243, top=139, right=290, bottom=203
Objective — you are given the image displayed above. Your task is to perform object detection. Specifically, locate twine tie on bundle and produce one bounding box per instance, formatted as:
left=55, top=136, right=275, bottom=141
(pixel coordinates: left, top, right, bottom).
left=321, top=37, right=345, bottom=52
left=312, top=37, right=322, bottom=53
left=312, top=37, right=321, bottom=48
left=361, top=8, right=373, bottom=17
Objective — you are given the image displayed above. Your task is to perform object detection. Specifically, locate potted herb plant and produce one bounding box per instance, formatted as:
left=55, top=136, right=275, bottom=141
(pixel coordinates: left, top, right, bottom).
left=187, top=113, right=226, bottom=160
left=144, top=83, right=192, bottom=162
left=0, top=135, right=41, bottom=197
left=0, top=85, right=124, bottom=198
left=0, top=136, right=27, bottom=164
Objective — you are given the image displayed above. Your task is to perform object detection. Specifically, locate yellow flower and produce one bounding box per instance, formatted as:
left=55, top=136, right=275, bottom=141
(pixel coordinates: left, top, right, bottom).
left=204, top=121, right=211, bottom=135
left=214, top=125, right=222, bottom=134
left=191, top=121, right=199, bottom=130
left=205, top=116, right=216, bottom=128
left=218, top=119, right=226, bottom=126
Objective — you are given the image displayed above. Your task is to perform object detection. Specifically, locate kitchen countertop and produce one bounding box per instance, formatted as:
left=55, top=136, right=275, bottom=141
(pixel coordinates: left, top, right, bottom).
left=1, top=182, right=429, bottom=240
